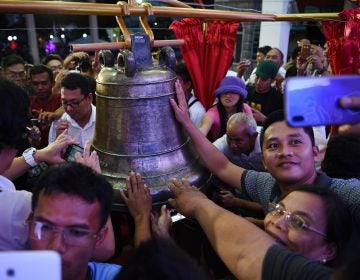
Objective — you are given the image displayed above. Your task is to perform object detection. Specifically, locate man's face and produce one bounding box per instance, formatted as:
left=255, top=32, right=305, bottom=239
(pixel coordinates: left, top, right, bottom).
left=226, top=122, right=256, bottom=155
left=255, top=76, right=273, bottom=93
left=265, top=49, right=283, bottom=68
left=61, top=88, right=92, bottom=123
left=261, top=121, right=318, bottom=188
left=30, top=72, right=54, bottom=101
left=29, top=192, right=106, bottom=280
left=4, top=63, right=26, bottom=86
left=256, top=52, right=266, bottom=65
left=46, top=59, right=63, bottom=78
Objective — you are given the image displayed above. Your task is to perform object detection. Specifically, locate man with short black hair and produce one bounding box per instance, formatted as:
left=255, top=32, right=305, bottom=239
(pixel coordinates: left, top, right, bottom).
left=1, top=54, right=27, bottom=88
left=48, top=72, right=95, bottom=147
left=41, top=54, right=64, bottom=79
left=29, top=163, right=121, bottom=280
left=29, top=64, right=61, bottom=148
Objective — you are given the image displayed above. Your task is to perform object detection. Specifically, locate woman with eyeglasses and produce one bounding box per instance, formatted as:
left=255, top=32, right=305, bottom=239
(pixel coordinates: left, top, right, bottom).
left=264, top=185, right=351, bottom=265
left=168, top=182, right=352, bottom=280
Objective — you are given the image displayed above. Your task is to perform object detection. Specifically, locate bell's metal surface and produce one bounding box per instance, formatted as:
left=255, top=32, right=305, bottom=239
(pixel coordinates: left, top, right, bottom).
left=94, top=35, right=210, bottom=211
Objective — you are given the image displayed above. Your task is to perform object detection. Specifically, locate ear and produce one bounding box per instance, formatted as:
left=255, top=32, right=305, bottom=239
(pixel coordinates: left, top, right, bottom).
left=88, top=92, right=93, bottom=103
left=95, top=226, right=108, bottom=249
left=322, top=243, right=337, bottom=262
left=312, top=145, right=320, bottom=162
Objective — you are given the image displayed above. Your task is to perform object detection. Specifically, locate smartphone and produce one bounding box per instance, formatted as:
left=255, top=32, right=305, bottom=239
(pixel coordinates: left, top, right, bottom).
left=64, top=144, right=84, bottom=162
left=0, top=251, right=61, bottom=280
left=285, top=76, right=360, bottom=127
left=299, top=44, right=311, bottom=60
left=30, top=118, right=39, bottom=126
left=242, top=59, right=251, bottom=66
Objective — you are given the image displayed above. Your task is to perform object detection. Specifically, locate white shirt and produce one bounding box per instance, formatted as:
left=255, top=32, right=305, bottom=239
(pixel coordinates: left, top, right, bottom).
left=188, top=94, right=206, bottom=128
left=0, top=175, right=32, bottom=250
left=49, top=104, right=96, bottom=147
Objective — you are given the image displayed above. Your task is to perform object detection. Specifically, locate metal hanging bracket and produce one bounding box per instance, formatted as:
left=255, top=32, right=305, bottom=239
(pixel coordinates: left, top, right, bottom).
left=116, top=1, right=132, bottom=49
left=139, top=2, right=155, bottom=48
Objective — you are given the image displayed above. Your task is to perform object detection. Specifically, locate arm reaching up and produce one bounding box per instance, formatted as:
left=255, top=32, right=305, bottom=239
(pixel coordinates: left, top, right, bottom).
left=168, top=178, right=275, bottom=280
left=170, top=80, right=245, bottom=190
left=120, top=172, right=152, bottom=246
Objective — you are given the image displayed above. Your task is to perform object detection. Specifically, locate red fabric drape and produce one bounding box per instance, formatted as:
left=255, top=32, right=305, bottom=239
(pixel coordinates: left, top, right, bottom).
left=170, top=19, right=239, bottom=110
left=322, top=7, right=360, bottom=75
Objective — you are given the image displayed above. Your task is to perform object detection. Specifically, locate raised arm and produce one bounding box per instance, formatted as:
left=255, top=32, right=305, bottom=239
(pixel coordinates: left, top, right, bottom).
left=168, top=178, right=275, bottom=280
left=170, top=81, right=245, bottom=189
left=198, top=113, right=214, bottom=136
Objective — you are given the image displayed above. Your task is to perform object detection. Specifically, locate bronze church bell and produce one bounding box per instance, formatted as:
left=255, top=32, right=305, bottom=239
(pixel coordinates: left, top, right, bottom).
left=93, top=35, right=210, bottom=211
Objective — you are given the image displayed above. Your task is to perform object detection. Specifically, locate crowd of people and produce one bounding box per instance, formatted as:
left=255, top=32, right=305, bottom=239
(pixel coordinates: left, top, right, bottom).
left=0, top=37, right=359, bottom=280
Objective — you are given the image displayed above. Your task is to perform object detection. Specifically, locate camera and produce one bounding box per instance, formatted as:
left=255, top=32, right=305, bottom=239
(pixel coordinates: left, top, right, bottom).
left=64, top=144, right=84, bottom=162
left=243, top=59, right=252, bottom=66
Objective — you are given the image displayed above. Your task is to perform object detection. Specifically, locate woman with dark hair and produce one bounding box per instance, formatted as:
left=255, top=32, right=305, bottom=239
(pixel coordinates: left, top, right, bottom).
left=199, top=76, right=252, bottom=142
left=169, top=181, right=352, bottom=279
left=265, top=185, right=351, bottom=266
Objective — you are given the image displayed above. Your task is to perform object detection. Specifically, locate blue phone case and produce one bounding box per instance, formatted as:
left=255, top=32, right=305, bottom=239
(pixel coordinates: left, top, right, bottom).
left=285, top=76, right=360, bottom=127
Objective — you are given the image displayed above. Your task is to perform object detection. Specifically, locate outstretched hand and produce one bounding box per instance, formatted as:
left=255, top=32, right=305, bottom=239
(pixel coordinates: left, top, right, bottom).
left=169, top=80, right=191, bottom=125
left=35, top=129, right=77, bottom=164
left=168, top=178, right=208, bottom=218
left=338, top=96, right=360, bottom=136
left=75, top=140, right=101, bottom=173
left=151, top=204, right=172, bottom=238
left=120, top=172, right=152, bottom=220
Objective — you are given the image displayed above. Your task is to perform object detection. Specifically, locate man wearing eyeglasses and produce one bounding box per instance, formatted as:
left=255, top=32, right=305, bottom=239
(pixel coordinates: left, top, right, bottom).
left=48, top=72, right=95, bottom=147
left=28, top=163, right=121, bottom=280
left=169, top=81, right=360, bottom=278
left=1, top=54, right=27, bottom=89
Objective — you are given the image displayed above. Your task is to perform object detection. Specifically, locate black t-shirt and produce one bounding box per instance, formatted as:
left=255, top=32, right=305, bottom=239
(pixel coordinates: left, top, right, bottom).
left=262, top=245, right=333, bottom=280
left=245, top=85, right=284, bottom=118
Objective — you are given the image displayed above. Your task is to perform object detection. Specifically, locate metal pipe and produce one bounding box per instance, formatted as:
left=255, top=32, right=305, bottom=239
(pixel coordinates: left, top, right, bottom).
left=71, top=39, right=184, bottom=52
left=0, top=1, right=275, bottom=21
left=275, top=13, right=339, bottom=21
left=0, top=1, right=341, bottom=22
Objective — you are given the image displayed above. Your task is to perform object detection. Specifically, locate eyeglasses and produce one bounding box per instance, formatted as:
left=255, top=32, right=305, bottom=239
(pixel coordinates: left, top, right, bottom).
left=5, top=70, right=26, bottom=79
left=30, top=220, right=98, bottom=247
left=61, top=95, right=87, bottom=109
left=268, top=203, right=327, bottom=237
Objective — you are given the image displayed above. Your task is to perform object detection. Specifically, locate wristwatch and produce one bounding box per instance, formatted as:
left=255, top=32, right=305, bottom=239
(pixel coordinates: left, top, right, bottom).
left=22, top=147, right=38, bottom=167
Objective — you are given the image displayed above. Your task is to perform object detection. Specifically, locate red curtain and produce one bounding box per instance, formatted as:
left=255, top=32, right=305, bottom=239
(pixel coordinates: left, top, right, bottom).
left=170, top=19, right=239, bottom=110
left=322, top=7, right=360, bottom=75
